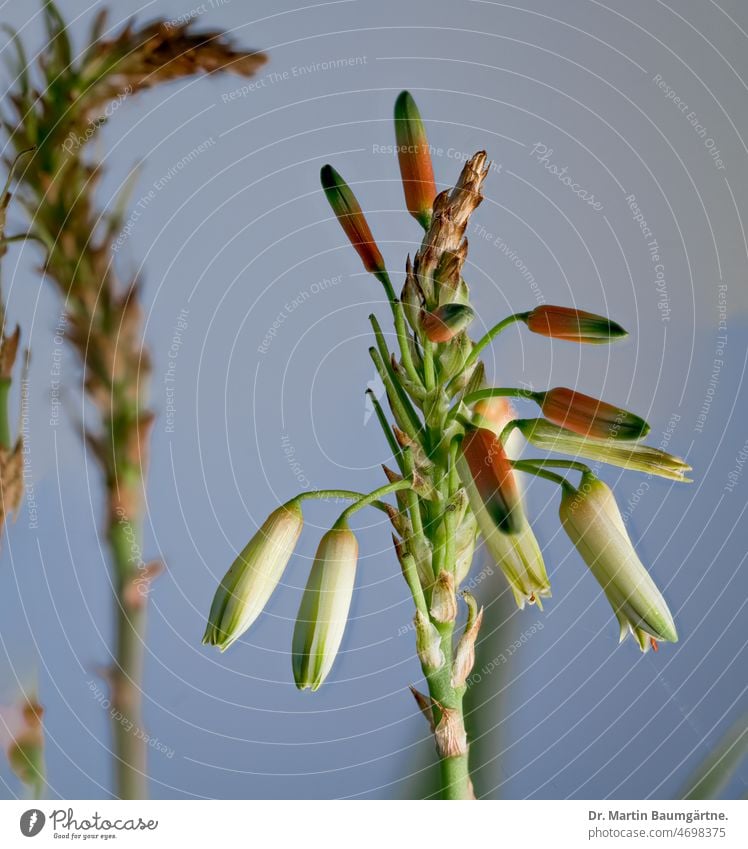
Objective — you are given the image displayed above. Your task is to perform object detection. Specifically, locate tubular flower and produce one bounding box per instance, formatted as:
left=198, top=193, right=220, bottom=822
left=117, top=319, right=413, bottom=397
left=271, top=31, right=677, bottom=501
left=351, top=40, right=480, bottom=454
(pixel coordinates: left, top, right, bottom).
left=394, top=90, right=437, bottom=227
left=559, top=474, right=677, bottom=651
left=523, top=306, right=627, bottom=343
left=473, top=395, right=516, bottom=438
left=536, top=387, right=650, bottom=441
left=292, top=524, right=358, bottom=691
left=203, top=502, right=303, bottom=651
left=458, top=454, right=550, bottom=608
left=517, top=419, right=692, bottom=481
left=420, top=303, right=475, bottom=343
left=459, top=426, right=523, bottom=534
left=320, top=164, right=385, bottom=274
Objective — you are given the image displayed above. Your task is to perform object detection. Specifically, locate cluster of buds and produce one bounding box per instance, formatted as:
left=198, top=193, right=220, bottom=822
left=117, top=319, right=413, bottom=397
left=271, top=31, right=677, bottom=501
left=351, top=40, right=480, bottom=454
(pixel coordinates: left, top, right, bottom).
left=203, top=90, right=690, bottom=797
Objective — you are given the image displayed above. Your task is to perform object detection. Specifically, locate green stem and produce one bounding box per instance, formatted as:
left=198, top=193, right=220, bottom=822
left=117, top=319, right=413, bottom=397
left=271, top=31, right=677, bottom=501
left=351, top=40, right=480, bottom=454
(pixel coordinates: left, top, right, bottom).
left=288, top=489, right=391, bottom=516
left=374, top=269, right=424, bottom=391
left=438, top=747, right=473, bottom=799
left=365, top=388, right=404, bottom=471
left=108, top=516, right=147, bottom=800
left=464, top=312, right=528, bottom=369
left=369, top=347, right=422, bottom=440
left=424, top=616, right=472, bottom=799
left=445, top=386, right=536, bottom=426
left=517, top=458, right=592, bottom=475
left=337, top=478, right=413, bottom=524
left=511, top=460, right=569, bottom=487
left=423, top=337, right=436, bottom=391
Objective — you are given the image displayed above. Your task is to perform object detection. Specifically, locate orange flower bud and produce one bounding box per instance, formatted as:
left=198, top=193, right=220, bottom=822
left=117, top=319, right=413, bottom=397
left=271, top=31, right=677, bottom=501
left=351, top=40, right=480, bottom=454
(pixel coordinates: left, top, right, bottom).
left=320, top=164, right=385, bottom=274
left=538, top=387, right=650, bottom=440
left=524, top=306, right=627, bottom=343
left=460, top=426, right=522, bottom=534
left=420, top=303, right=474, bottom=343
left=394, top=91, right=437, bottom=227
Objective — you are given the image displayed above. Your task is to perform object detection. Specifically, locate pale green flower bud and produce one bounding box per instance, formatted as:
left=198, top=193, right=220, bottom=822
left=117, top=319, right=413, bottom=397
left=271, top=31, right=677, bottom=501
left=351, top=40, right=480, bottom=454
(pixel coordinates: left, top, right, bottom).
left=430, top=570, right=457, bottom=623
left=292, top=524, right=358, bottom=691
left=203, top=502, right=303, bottom=651
left=518, top=418, right=692, bottom=481
left=559, top=474, right=677, bottom=651
left=454, top=510, right=478, bottom=585
left=414, top=609, right=445, bottom=671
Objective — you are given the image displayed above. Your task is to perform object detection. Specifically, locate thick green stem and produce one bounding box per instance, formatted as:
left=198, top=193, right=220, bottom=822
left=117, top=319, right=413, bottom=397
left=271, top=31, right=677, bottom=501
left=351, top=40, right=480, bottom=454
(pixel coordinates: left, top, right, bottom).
left=423, top=620, right=473, bottom=799
left=438, top=745, right=473, bottom=799
left=108, top=516, right=147, bottom=800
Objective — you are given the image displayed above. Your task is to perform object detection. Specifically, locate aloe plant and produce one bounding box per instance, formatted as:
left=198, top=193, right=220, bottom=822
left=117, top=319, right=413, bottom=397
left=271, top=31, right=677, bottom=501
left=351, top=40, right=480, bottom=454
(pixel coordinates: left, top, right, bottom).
left=202, top=91, right=691, bottom=799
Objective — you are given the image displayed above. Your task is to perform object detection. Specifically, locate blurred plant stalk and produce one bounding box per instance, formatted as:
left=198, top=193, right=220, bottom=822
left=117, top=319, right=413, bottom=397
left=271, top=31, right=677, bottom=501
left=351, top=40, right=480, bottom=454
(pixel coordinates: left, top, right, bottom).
left=3, top=2, right=266, bottom=798
left=203, top=93, right=691, bottom=799
left=0, top=156, right=30, bottom=540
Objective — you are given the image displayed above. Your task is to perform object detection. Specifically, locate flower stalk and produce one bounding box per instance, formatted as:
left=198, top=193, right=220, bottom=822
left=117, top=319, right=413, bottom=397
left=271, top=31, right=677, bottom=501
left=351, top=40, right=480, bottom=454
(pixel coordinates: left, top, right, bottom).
left=3, top=4, right=266, bottom=798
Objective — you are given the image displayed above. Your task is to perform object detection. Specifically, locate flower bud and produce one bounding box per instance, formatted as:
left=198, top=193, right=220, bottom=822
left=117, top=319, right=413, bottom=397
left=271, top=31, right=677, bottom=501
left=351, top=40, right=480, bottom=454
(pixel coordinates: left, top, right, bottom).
left=454, top=509, right=478, bottom=584
left=523, top=306, right=627, bottom=343
left=401, top=256, right=423, bottom=331
left=414, top=609, right=445, bottom=671
left=394, top=90, right=437, bottom=227
left=559, top=474, right=677, bottom=651
left=292, top=524, right=358, bottom=691
left=420, top=303, right=475, bottom=343
left=203, top=502, right=303, bottom=651
left=459, top=425, right=522, bottom=534
left=517, top=419, right=692, bottom=481
left=451, top=595, right=483, bottom=688
left=320, top=164, right=385, bottom=274
left=537, top=387, right=650, bottom=441
left=458, top=456, right=550, bottom=608
left=430, top=570, right=457, bottom=623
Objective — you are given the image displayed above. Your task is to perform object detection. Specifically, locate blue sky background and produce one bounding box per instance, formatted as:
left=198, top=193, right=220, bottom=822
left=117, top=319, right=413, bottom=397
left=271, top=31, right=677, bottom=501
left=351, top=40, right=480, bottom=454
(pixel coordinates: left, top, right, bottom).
left=0, top=0, right=746, bottom=799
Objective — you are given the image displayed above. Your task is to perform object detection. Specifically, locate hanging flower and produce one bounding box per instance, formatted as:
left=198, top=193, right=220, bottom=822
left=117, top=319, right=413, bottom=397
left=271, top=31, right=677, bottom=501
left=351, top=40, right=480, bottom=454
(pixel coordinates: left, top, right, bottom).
left=559, top=474, right=677, bottom=651
left=459, top=425, right=523, bottom=534
left=203, top=502, right=303, bottom=651
left=292, top=523, right=358, bottom=691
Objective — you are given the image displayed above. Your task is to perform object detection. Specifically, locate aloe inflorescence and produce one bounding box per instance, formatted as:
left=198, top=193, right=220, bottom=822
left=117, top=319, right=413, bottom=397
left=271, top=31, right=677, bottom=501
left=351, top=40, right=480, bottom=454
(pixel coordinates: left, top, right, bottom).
left=203, top=91, right=691, bottom=799
left=3, top=2, right=266, bottom=799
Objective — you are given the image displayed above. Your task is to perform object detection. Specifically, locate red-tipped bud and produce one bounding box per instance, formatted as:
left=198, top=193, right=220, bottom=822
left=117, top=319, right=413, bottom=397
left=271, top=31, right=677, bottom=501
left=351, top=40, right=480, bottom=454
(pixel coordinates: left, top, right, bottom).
left=394, top=91, right=437, bottom=227
left=320, top=164, right=385, bottom=274
left=524, top=306, right=627, bottom=343
left=460, top=426, right=522, bottom=534
left=538, top=387, right=650, bottom=441
left=420, top=303, right=475, bottom=343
